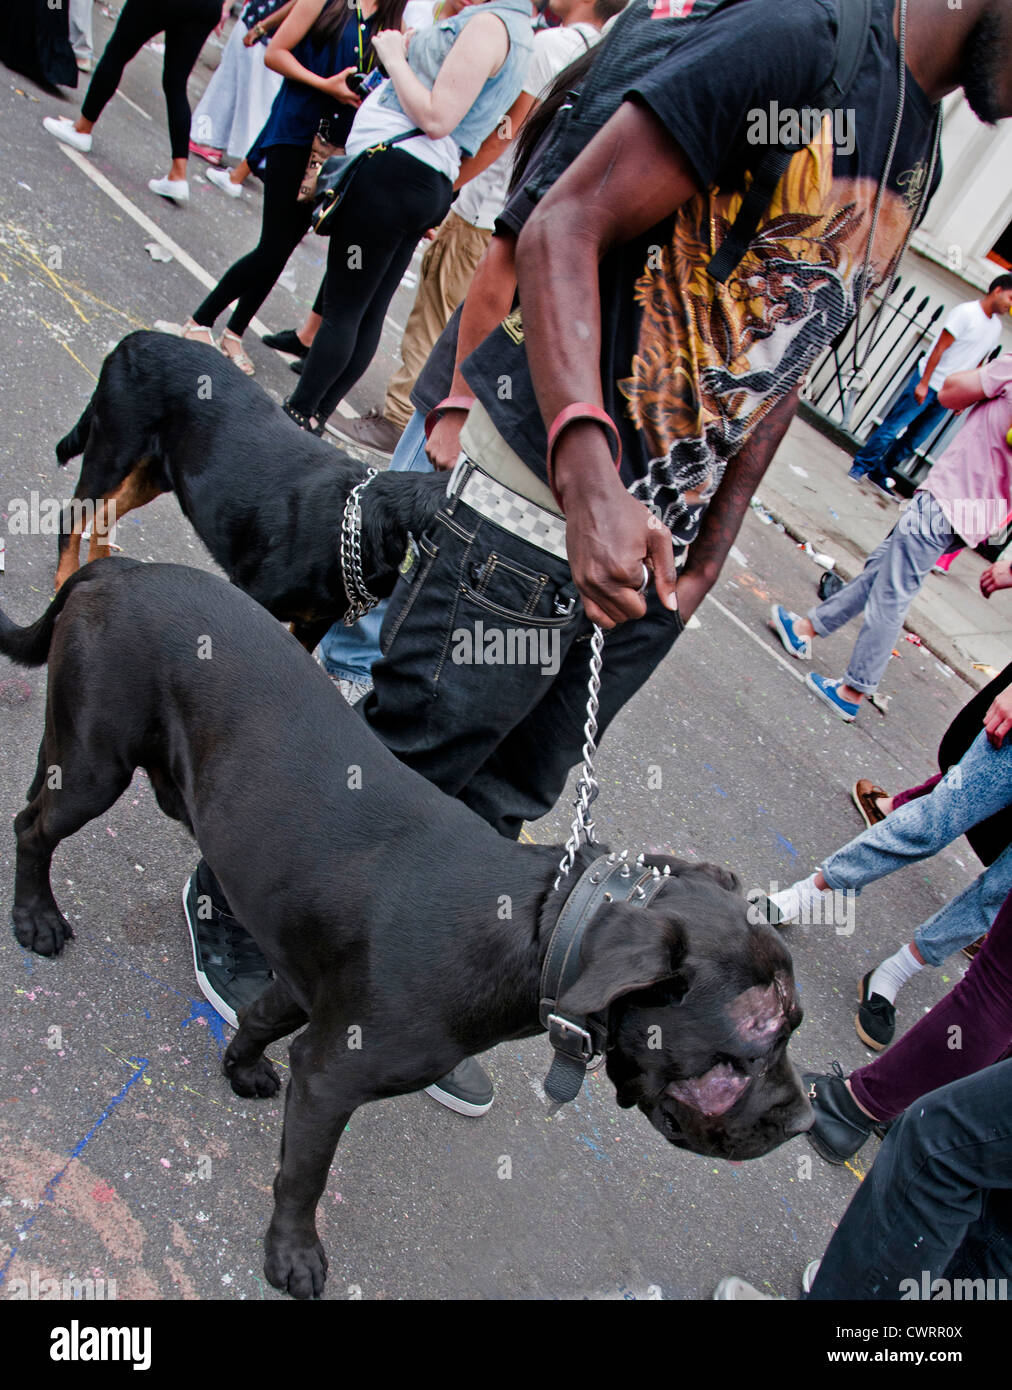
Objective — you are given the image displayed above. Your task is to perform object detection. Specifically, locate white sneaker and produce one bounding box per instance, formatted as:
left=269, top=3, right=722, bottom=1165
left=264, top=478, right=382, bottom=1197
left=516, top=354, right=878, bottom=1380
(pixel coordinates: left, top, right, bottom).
left=769, top=873, right=830, bottom=924
left=148, top=176, right=190, bottom=205
left=205, top=166, right=242, bottom=199
left=43, top=116, right=92, bottom=153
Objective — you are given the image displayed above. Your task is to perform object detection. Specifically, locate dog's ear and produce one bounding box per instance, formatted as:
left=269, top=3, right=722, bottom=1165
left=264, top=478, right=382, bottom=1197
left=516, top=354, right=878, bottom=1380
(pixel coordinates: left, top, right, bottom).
left=558, top=904, right=692, bottom=1017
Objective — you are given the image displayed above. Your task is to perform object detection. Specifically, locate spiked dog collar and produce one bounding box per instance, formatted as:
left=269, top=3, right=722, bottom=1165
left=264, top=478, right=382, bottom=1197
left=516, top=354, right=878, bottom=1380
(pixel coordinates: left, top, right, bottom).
left=540, top=852, right=669, bottom=1110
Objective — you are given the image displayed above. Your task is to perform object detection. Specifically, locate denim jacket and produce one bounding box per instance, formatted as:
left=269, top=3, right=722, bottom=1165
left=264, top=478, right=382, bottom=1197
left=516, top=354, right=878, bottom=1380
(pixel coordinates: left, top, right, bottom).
left=378, top=0, right=533, bottom=157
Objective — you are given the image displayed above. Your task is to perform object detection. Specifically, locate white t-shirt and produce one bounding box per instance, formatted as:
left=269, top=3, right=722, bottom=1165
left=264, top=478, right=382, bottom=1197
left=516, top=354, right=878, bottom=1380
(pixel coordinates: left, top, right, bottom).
left=454, top=23, right=600, bottom=229
left=919, top=299, right=1004, bottom=392
left=345, top=82, right=462, bottom=180
left=402, top=1, right=437, bottom=31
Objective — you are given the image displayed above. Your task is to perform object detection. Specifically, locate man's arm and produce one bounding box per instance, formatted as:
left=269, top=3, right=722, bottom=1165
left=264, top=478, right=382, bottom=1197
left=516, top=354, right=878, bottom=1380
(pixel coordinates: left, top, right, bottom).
left=515, top=100, right=702, bottom=627
left=938, top=366, right=987, bottom=412
left=914, top=329, right=954, bottom=404
left=454, top=92, right=536, bottom=189
left=675, top=387, right=801, bottom=622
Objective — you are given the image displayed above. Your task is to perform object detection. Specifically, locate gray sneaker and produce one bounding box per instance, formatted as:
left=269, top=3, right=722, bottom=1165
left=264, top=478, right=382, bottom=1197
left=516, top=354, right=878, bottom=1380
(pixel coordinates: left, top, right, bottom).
left=424, top=1058, right=494, bottom=1116
left=330, top=410, right=403, bottom=459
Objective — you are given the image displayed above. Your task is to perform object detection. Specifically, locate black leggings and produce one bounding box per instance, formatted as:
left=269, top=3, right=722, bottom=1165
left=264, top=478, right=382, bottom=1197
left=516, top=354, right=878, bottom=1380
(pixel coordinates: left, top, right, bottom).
left=81, top=0, right=221, bottom=159
left=193, top=143, right=314, bottom=335
left=289, top=147, right=453, bottom=422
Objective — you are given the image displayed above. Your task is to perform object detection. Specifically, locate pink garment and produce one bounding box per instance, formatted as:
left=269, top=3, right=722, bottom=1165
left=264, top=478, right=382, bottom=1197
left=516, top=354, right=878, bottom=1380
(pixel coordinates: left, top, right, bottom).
left=919, top=352, right=1012, bottom=548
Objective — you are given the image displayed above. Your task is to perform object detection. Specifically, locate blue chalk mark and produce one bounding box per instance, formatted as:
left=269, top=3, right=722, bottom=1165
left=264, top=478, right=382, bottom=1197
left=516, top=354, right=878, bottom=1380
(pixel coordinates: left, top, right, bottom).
left=0, top=1056, right=149, bottom=1284
left=713, top=786, right=727, bottom=798
left=775, top=834, right=798, bottom=858
left=181, top=997, right=228, bottom=1051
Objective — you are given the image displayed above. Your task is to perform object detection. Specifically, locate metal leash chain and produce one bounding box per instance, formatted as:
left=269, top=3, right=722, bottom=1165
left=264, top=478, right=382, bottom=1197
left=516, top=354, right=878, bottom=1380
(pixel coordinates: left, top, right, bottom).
left=554, top=622, right=605, bottom=891
left=341, top=467, right=379, bottom=626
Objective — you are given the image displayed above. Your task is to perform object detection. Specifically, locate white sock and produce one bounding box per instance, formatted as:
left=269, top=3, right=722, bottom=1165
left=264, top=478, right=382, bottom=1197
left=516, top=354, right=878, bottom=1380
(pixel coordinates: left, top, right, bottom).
left=868, top=943, right=922, bottom=1004
left=769, top=872, right=830, bottom=923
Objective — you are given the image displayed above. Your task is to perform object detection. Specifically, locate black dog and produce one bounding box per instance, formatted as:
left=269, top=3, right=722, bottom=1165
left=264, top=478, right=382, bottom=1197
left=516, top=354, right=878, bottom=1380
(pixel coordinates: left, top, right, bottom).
left=53, top=330, right=446, bottom=649
left=2, top=559, right=811, bottom=1299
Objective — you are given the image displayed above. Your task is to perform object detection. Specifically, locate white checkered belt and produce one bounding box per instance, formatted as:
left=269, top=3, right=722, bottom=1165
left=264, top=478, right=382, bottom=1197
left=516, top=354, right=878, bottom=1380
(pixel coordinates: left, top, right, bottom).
left=447, top=458, right=568, bottom=563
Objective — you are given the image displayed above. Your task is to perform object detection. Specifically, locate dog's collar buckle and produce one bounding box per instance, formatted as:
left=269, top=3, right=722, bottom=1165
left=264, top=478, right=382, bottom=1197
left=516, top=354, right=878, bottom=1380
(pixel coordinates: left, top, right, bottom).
left=544, top=1012, right=596, bottom=1063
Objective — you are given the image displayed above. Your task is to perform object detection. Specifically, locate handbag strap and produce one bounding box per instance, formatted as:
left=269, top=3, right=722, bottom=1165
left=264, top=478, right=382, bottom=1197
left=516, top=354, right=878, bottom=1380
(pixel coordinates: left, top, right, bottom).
left=363, top=126, right=423, bottom=155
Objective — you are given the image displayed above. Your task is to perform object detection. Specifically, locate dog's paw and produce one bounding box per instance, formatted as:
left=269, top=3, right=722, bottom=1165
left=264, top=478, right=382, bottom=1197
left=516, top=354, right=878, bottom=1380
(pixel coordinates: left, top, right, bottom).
left=222, top=1052, right=282, bottom=1099
left=264, top=1233, right=328, bottom=1300
left=12, top=902, right=74, bottom=957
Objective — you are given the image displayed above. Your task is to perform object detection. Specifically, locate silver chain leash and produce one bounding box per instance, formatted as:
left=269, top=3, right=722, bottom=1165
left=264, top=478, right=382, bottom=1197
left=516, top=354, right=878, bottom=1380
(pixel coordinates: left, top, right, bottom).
left=341, top=467, right=379, bottom=626
left=554, top=622, right=605, bottom=891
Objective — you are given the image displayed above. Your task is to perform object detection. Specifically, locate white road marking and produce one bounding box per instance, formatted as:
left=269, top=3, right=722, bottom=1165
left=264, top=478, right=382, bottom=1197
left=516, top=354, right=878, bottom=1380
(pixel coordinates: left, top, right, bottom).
left=704, top=595, right=807, bottom=686
left=57, top=145, right=359, bottom=419
left=115, top=90, right=152, bottom=121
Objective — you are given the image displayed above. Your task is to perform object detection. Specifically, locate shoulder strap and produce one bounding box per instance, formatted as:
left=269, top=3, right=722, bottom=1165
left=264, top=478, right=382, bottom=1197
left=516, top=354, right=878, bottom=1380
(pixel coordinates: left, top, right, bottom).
left=706, top=0, right=873, bottom=283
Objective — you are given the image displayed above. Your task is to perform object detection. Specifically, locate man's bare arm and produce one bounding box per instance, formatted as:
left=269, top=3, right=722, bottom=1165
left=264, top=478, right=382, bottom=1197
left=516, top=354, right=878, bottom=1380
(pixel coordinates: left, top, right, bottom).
left=915, top=329, right=953, bottom=403
left=676, top=388, right=801, bottom=621
left=938, top=366, right=987, bottom=412
left=515, top=100, right=703, bottom=627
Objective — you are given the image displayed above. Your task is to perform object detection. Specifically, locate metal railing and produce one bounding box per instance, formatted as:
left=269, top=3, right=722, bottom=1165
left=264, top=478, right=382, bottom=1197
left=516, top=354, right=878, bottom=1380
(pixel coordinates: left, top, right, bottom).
left=799, top=276, right=1002, bottom=490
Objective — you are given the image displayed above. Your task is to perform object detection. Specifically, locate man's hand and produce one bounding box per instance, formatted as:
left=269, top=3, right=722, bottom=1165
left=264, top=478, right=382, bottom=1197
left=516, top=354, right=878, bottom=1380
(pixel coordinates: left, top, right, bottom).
left=426, top=411, right=466, bottom=470
left=555, top=429, right=678, bottom=628
left=914, top=377, right=930, bottom=405
left=984, top=688, right=1012, bottom=747
left=981, top=559, right=1012, bottom=598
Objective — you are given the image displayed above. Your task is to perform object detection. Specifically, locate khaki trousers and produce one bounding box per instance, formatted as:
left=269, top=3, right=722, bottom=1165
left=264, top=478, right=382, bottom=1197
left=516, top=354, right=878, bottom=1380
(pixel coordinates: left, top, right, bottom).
left=384, top=210, right=493, bottom=429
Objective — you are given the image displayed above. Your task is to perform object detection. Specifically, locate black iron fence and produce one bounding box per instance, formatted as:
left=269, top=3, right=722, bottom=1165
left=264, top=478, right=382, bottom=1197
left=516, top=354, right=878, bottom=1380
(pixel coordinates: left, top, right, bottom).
left=800, top=276, right=1003, bottom=491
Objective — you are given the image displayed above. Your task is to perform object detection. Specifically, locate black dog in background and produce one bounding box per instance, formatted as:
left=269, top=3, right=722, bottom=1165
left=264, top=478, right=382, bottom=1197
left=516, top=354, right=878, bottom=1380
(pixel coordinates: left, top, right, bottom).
left=1, top=560, right=812, bottom=1299
left=53, top=331, right=446, bottom=649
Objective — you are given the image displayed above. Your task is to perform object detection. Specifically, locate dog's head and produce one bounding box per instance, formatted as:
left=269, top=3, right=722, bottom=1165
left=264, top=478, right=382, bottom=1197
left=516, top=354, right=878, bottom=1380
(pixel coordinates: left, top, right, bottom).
left=558, top=856, right=812, bottom=1161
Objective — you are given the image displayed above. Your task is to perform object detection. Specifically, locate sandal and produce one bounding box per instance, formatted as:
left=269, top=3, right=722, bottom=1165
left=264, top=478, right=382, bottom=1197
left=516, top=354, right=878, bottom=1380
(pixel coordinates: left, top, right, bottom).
left=220, top=328, right=255, bottom=376
left=282, top=398, right=323, bottom=435
left=180, top=318, right=216, bottom=347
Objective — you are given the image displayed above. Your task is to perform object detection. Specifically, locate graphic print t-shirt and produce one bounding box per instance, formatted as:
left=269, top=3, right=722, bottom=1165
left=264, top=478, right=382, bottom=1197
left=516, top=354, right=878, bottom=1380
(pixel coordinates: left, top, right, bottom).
left=462, top=0, right=941, bottom=563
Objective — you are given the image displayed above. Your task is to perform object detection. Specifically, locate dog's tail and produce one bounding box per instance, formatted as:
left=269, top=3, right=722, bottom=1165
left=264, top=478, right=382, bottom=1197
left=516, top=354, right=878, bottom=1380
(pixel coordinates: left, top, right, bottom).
left=55, top=399, right=95, bottom=465
left=0, top=564, right=110, bottom=667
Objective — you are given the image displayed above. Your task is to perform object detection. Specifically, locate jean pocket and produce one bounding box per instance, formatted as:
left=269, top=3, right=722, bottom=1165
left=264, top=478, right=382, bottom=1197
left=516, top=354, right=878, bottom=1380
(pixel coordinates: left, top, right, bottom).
left=461, top=549, right=577, bottom=626
left=380, top=532, right=440, bottom=655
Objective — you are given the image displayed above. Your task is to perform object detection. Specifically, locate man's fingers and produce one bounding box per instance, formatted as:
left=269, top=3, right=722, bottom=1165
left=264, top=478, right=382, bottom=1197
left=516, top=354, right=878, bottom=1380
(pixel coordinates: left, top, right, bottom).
left=646, top=522, right=679, bottom=611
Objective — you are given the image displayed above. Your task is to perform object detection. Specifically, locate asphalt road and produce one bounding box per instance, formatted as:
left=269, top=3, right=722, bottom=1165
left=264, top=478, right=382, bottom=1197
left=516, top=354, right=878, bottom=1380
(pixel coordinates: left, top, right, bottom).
left=0, top=14, right=983, bottom=1303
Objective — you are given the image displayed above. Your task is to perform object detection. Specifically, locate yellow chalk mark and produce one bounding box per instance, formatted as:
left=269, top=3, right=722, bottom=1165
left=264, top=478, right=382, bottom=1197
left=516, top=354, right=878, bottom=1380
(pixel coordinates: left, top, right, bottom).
left=843, top=1159, right=865, bottom=1182
left=520, top=829, right=536, bottom=844
left=0, top=223, right=145, bottom=328
left=13, top=229, right=89, bottom=324
left=37, top=317, right=98, bottom=381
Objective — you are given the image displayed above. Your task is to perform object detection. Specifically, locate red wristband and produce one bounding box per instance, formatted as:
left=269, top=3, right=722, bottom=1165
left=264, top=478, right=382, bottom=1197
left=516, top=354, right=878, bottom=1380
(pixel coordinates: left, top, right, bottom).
left=546, top=403, right=622, bottom=508
left=424, top=396, right=475, bottom=440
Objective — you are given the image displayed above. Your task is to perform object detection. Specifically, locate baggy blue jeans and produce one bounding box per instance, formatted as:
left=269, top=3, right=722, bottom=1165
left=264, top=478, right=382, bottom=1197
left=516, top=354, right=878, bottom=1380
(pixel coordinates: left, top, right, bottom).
left=850, top=366, right=948, bottom=485
left=820, top=729, right=1012, bottom=963
left=808, top=491, right=955, bottom=695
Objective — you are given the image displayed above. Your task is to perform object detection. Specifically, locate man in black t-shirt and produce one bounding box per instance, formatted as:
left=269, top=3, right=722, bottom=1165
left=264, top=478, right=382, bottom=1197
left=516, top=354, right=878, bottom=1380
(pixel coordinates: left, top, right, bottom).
left=360, top=0, right=1011, bottom=832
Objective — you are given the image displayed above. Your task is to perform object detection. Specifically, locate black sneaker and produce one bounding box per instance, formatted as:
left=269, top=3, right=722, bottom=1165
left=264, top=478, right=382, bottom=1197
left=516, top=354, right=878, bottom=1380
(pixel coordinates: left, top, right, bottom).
left=856, top=971, right=896, bottom=1051
left=424, top=1057, right=494, bottom=1116
left=289, top=358, right=303, bottom=375
left=182, top=872, right=273, bottom=1027
left=262, top=328, right=309, bottom=358
left=802, top=1063, right=876, bottom=1165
